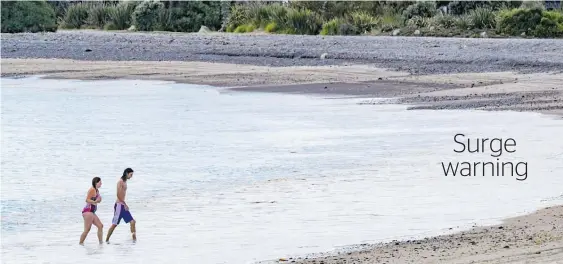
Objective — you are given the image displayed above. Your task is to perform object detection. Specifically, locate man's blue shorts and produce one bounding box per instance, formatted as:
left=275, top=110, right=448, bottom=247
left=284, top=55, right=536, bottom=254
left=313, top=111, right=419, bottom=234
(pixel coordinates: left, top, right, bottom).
left=112, top=202, right=134, bottom=225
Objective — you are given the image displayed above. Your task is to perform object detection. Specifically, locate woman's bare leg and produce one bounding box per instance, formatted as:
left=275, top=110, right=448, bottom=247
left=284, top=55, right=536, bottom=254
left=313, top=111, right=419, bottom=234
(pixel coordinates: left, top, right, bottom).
left=92, top=214, right=104, bottom=244
left=79, top=213, right=94, bottom=245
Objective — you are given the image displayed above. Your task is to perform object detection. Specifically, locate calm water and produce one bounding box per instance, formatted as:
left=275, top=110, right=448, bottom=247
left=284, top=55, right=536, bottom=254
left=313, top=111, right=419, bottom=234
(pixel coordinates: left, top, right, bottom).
left=2, top=76, right=563, bottom=264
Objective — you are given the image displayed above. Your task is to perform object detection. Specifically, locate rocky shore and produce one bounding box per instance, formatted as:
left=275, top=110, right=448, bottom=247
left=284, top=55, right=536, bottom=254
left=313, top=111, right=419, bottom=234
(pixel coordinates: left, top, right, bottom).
left=2, top=30, right=563, bottom=74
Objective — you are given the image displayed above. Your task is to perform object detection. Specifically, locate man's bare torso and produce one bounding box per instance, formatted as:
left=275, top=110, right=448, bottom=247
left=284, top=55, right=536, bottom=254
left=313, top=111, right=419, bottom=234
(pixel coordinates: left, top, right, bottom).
left=116, top=179, right=127, bottom=204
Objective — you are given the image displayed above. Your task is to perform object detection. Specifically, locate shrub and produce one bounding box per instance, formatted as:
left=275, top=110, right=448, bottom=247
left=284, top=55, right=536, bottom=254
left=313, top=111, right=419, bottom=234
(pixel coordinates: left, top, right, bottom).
left=380, top=12, right=405, bottom=32
left=534, top=11, right=563, bottom=36
left=46, top=1, right=70, bottom=21
left=448, top=1, right=522, bottom=15
left=153, top=2, right=222, bottom=32
left=234, top=24, right=255, bottom=33
left=108, top=1, right=137, bottom=30
left=348, top=11, right=379, bottom=34
left=226, top=24, right=236, bottom=33
left=431, top=14, right=457, bottom=29
left=520, top=0, right=545, bottom=10
left=104, top=22, right=118, bottom=30
left=320, top=18, right=340, bottom=35
left=407, top=16, right=432, bottom=28
left=226, top=4, right=250, bottom=31
left=267, top=5, right=290, bottom=28
left=61, top=2, right=89, bottom=29
left=285, top=8, right=322, bottom=35
left=497, top=7, right=563, bottom=37
left=468, top=7, right=496, bottom=29
left=185, top=1, right=222, bottom=31
left=227, top=3, right=322, bottom=35
left=87, top=3, right=112, bottom=29
left=320, top=18, right=358, bottom=35
left=1, top=0, right=57, bottom=33
left=156, top=7, right=173, bottom=31
left=403, top=1, right=437, bottom=20
left=132, top=0, right=164, bottom=31
left=455, top=14, right=472, bottom=30
left=317, top=1, right=358, bottom=20
left=264, top=22, right=278, bottom=33
left=248, top=3, right=287, bottom=28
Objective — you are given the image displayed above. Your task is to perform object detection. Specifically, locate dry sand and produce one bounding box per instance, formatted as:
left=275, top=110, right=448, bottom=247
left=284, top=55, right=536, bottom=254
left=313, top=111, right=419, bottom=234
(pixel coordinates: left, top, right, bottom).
left=2, top=58, right=563, bottom=263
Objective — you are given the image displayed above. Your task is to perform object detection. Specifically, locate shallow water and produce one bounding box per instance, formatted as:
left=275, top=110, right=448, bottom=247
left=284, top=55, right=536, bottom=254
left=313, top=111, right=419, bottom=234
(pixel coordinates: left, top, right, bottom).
left=2, top=76, right=563, bottom=264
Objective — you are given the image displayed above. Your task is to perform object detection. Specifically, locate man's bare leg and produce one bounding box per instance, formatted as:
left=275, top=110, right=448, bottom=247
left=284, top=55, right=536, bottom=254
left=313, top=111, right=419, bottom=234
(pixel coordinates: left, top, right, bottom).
left=130, top=220, right=136, bottom=241
left=106, top=224, right=117, bottom=243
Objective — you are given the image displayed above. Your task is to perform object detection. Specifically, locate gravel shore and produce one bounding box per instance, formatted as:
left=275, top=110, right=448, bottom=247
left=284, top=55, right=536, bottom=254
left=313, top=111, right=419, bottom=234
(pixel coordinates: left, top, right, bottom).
left=2, top=30, right=563, bottom=74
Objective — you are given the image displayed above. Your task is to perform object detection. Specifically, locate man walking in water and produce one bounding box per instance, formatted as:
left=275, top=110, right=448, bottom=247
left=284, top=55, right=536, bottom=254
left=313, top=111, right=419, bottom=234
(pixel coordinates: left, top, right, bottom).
left=106, top=168, right=136, bottom=242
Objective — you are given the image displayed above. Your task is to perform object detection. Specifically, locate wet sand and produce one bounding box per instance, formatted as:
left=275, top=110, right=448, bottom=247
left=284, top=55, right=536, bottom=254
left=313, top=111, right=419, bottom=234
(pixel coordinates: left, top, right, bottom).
left=285, top=205, right=563, bottom=264
left=3, top=58, right=562, bottom=118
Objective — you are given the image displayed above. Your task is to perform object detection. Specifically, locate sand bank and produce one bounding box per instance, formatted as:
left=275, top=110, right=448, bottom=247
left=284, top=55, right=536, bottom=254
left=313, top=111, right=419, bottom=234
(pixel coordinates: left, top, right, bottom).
left=4, top=58, right=560, bottom=118
left=0, top=58, right=407, bottom=87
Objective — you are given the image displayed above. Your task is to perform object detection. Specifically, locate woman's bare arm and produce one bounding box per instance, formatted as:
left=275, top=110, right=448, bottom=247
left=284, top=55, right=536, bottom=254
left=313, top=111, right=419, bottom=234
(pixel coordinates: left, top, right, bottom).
left=85, top=188, right=98, bottom=204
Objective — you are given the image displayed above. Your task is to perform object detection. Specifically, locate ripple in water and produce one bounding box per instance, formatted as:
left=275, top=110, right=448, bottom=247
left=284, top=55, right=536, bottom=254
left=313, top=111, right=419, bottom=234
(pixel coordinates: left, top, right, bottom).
left=2, top=77, right=563, bottom=264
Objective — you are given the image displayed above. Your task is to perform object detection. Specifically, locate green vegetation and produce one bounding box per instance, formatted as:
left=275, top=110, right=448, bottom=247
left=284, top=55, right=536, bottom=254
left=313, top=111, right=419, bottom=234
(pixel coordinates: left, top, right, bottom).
left=234, top=24, right=256, bottom=33
left=497, top=7, right=563, bottom=37
left=2, top=0, right=563, bottom=38
left=107, top=1, right=138, bottom=30
left=131, top=0, right=163, bottom=31
left=1, top=1, right=57, bottom=33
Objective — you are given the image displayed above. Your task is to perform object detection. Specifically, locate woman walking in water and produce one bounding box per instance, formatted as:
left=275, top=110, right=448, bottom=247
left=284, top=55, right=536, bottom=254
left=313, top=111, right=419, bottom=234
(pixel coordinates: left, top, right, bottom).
left=79, top=177, right=104, bottom=245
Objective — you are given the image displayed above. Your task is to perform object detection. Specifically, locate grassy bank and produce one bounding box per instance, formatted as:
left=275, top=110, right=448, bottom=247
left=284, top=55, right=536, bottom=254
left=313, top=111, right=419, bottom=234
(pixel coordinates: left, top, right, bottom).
left=2, top=0, right=563, bottom=38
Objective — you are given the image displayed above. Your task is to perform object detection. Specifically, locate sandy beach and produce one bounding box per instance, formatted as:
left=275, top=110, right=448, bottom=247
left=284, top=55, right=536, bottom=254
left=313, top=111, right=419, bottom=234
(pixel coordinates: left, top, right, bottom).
left=284, top=205, right=563, bottom=264
left=2, top=30, right=563, bottom=263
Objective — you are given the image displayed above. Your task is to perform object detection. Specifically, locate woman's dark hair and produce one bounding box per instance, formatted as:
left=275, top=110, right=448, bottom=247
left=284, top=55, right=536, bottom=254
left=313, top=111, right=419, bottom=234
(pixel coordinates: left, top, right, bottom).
left=92, top=177, right=101, bottom=190
left=121, top=168, right=134, bottom=182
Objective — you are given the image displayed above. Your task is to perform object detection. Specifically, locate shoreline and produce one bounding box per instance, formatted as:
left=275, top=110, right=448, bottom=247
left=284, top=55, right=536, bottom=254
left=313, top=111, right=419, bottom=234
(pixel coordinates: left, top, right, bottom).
left=4, top=71, right=562, bottom=264
left=2, top=58, right=562, bottom=118
left=282, top=205, right=563, bottom=264
left=2, top=31, right=563, bottom=263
